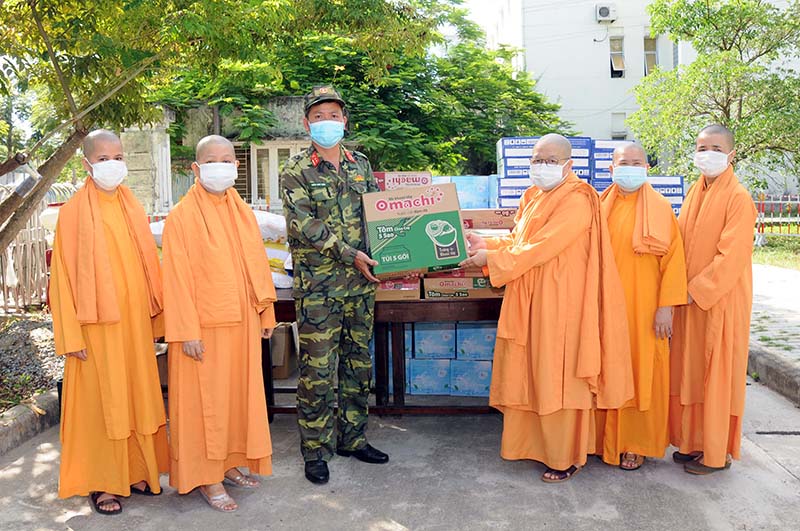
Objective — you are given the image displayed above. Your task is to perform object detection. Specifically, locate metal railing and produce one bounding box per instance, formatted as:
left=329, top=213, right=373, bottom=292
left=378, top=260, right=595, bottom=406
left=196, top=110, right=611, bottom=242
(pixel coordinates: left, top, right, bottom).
left=754, top=194, right=800, bottom=246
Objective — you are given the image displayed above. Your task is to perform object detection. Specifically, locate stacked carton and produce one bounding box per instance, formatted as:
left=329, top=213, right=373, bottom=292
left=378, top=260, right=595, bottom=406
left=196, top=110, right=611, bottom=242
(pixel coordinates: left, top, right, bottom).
left=406, top=321, right=497, bottom=397
left=495, top=136, right=593, bottom=208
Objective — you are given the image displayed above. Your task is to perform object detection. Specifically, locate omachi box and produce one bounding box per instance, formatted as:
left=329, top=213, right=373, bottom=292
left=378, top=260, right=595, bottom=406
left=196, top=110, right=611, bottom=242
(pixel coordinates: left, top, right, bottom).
left=363, top=183, right=467, bottom=279
left=414, top=322, right=456, bottom=359
left=408, top=359, right=451, bottom=395
left=456, top=321, right=497, bottom=360
left=376, top=277, right=421, bottom=301
left=425, top=267, right=486, bottom=279
left=461, top=209, right=517, bottom=230
left=450, top=360, right=492, bottom=397
left=423, top=277, right=504, bottom=299
left=373, top=171, right=432, bottom=191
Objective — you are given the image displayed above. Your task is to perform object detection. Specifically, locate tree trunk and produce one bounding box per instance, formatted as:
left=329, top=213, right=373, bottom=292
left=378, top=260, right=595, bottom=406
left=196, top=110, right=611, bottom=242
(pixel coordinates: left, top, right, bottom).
left=0, top=128, right=86, bottom=253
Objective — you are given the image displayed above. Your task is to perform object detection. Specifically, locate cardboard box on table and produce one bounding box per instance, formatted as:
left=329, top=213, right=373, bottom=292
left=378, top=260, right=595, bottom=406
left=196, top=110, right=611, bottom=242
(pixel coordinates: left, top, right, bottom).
left=363, top=183, right=468, bottom=279
left=373, top=171, right=432, bottom=191
left=423, top=276, right=504, bottom=299
left=271, top=322, right=299, bottom=379
left=461, top=208, right=518, bottom=230
left=450, top=360, right=492, bottom=397
left=375, top=277, right=421, bottom=301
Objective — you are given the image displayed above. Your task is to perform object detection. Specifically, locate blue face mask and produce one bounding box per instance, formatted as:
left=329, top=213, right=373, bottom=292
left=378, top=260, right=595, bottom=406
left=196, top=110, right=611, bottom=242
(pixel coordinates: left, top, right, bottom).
left=612, top=165, right=648, bottom=192
left=309, top=120, right=345, bottom=149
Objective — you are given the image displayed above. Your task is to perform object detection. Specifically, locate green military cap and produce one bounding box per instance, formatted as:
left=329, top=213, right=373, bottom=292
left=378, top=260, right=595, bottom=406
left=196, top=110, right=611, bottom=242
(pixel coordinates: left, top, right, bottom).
left=303, top=85, right=346, bottom=115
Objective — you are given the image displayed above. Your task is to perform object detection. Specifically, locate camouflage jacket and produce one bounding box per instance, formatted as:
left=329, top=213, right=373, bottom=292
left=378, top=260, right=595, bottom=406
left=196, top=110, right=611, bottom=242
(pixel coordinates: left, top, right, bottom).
left=281, top=145, right=380, bottom=299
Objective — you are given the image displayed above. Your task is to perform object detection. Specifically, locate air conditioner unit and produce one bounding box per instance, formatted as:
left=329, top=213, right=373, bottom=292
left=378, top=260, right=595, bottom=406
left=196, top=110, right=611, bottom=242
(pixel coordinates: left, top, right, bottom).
left=596, top=3, right=617, bottom=23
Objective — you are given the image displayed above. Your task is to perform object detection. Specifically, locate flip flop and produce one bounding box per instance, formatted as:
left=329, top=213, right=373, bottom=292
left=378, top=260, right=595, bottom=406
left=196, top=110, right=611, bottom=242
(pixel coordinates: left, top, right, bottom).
left=89, top=492, right=122, bottom=516
left=684, top=458, right=732, bottom=475
left=199, top=487, right=238, bottom=513
left=541, top=465, right=581, bottom=483
left=619, top=453, right=645, bottom=471
left=130, top=483, right=161, bottom=496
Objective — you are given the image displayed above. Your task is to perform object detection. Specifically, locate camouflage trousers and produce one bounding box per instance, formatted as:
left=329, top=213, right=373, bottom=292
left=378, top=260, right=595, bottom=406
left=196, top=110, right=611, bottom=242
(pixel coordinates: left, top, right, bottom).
left=296, top=294, right=375, bottom=462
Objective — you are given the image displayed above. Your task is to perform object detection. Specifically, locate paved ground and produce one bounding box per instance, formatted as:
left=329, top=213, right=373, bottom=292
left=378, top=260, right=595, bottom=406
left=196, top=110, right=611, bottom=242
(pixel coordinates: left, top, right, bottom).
left=750, top=264, right=800, bottom=362
left=1, top=379, right=799, bottom=531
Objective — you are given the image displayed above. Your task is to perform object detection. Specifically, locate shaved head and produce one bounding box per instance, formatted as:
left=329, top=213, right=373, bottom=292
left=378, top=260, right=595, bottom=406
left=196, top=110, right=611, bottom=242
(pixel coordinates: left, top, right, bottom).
left=83, top=129, right=122, bottom=160
left=698, top=124, right=734, bottom=152
left=612, top=142, right=648, bottom=166
left=196, top=135, right=235, bottom=162
left=536, top=133, right=573, bottom=160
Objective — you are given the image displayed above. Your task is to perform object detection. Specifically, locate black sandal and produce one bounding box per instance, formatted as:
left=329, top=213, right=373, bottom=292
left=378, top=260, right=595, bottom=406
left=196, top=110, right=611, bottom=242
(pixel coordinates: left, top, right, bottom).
left=89, top=492, right=123, bottom=516
left=672, top=451, right=701, bottom=463
left=131, top=483, right=160, bottom=496
left=541, top=465, right=581, bottom=483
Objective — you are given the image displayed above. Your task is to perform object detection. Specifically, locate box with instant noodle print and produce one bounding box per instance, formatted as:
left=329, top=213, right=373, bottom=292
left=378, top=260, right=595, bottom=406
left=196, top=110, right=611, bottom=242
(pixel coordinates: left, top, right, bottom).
left=363, top=183, right=467, bottom=279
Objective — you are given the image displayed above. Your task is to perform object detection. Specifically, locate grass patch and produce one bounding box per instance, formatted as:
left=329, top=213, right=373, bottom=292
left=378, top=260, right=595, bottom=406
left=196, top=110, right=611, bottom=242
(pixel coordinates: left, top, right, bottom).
left=753, top=235, right=800, bottom=271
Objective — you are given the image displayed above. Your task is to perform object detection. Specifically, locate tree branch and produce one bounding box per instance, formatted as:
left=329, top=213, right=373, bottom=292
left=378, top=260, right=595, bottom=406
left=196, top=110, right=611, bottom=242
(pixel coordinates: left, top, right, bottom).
left=29, top=0, right=83, bottom=129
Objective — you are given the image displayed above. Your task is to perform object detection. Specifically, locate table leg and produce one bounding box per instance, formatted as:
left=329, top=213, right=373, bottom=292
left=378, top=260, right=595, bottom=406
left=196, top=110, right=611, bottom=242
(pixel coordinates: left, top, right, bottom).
left=390, top=322, right=406, bottom=408
left=374, top=323, right=389, bottom=407
left=261, top=337, right=275, bottom=423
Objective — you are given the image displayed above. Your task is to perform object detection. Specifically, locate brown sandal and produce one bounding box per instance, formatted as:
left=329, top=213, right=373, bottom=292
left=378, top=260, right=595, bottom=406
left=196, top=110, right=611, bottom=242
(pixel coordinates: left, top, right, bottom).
left=672, top=451, right=702, bottom=463
left=223, top=468, right=261, bottom=489
left=541, top=465, right=581, bottom=483
left=620, top=452, right=645, bottom=471
left=684, top=458, right=731, bottom=475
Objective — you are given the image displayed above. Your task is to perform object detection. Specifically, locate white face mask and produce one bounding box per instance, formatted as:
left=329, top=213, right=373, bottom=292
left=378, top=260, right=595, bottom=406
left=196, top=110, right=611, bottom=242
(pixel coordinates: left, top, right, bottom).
left=529, top=162, right=566, bottom=191
left=197, top=162, right=237, bottom=192
left=693, top=150, right=730, bottom=178
left=87, top=159, right=127, bottom=191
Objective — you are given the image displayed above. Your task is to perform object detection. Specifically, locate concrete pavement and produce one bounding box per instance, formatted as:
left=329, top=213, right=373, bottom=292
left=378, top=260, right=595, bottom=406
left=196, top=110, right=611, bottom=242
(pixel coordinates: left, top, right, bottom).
left=748, top=264, right=800, bottom=405
left=1, top=379, right=799, bottom=531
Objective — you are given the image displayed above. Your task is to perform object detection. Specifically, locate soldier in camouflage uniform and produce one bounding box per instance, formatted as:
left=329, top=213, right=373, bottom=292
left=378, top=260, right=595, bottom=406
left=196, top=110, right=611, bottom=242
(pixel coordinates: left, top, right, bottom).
left=281, top=85, right=389, bottom=485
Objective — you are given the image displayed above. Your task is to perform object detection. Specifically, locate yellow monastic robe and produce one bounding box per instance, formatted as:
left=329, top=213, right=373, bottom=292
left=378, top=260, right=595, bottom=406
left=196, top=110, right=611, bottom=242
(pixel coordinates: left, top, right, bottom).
left=50, top=188, right=168, bottom=498
left=486, top=173, right=633, bottom=471
left=163, top=184, right=276, bottom=494
left=597, top=185, right=687, bottom=465
left=669, top=166, right=757, bottom=468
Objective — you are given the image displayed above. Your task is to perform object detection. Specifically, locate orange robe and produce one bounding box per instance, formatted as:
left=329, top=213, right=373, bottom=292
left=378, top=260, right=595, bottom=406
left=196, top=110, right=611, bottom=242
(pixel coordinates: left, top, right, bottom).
left=597, top=183, right=687, bottom=465
left=162, top=182, right=277, bottom=493
left=50, top=181, right=168, bottom=498
left=486, top=173, right=633, bottom=471
left=669, top=166, right=757, bottom=468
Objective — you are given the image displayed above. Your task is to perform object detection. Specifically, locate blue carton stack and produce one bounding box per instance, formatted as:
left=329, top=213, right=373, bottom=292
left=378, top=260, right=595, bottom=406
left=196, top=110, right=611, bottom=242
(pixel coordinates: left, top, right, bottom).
left=496, top=136, right=593, bottom=208
left=649, top=175, right=686, bottom=215
left=591, top=139, right=633, bottom=192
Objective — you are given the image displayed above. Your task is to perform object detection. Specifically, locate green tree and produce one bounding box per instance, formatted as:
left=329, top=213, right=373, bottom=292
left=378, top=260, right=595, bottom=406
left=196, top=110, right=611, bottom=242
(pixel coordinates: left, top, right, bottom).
left=0, top=0, right=442, bottom=252
left=157, top=9, right=569, bottom=174
left=628, top=0, right=800, bottom=187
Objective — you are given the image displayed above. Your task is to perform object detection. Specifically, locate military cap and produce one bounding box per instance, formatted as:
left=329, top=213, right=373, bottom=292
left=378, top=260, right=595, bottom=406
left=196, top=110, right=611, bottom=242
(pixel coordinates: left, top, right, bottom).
left=303, top=85, right=346, bottom=115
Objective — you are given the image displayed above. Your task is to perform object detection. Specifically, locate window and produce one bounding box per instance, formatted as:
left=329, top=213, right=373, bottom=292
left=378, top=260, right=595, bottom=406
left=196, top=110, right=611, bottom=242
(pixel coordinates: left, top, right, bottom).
left=673, top=42, right=679, bottom=68
left=611, top=134, right=628, bottom=141
left=233, top=143, right=251, bottom=202
left=644, top=37, right=658, bottom=75
left=610, top=36, right=625, bottom=78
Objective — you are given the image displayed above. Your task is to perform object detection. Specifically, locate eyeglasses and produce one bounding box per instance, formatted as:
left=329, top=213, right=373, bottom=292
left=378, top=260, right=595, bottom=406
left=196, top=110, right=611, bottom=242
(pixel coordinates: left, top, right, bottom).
left=530, top=158, right=569, bottom=166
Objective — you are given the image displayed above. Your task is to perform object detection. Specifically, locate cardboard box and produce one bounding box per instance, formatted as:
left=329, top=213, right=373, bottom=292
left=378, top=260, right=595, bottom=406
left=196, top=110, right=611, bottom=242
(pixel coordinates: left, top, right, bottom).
left=450, top=360, right=492, bottom=397
left=456, top=322, right=497, bottom=360
left=414, top=322, right=456, bottom=359
left=423, top=277, right=504, bottom=299
left=376, top=277, right=421, bottom=301
left=408, top=359, right=451, bottom=395
left=461, top=208, right=517, bottom=230
left=373, top=171, right=432, bottom=191
left=363, top=183, right=468, bottom=279
left=271, top=323, right=299, bottom=379
left=449, top=175, right=491, bottom=209
left=425, top=267, right=486, bottom=279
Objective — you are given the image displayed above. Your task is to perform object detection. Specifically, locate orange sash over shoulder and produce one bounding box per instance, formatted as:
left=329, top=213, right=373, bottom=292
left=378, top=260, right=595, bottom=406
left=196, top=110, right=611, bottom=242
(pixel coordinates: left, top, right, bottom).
left=56, top=178, right=162, bottom=324
left=493, top=174, right=634, bottom=410
left=601, top=182, right=672, bottom=256
left=180, top=181, right=276, bottom=325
